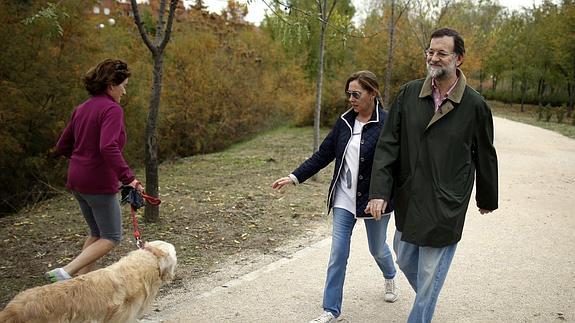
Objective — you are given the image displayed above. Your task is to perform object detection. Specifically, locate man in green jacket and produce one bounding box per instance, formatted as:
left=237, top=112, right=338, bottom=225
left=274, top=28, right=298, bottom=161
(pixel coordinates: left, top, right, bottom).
left=366, top=28, right=498, bottom=322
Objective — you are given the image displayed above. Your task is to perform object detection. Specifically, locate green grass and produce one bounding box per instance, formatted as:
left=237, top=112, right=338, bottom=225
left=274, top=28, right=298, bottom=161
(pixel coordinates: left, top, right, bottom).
left=489, top=101, right=575, bottom=138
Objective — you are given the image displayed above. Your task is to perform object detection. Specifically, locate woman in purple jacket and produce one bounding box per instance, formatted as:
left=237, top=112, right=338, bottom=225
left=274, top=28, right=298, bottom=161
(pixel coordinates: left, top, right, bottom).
left=45, top=59, right=142, bottom=282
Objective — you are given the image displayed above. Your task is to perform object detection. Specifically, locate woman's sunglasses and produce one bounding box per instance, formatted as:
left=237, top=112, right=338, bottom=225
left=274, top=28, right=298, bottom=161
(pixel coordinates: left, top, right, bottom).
left=345, top=90, right=362, bottom=100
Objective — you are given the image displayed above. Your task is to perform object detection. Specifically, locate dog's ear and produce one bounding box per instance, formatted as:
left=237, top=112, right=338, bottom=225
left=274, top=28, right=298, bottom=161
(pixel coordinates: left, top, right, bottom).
left=158, top=253, right=176, bottom=282
left=144, top=242, right=177, bottom=282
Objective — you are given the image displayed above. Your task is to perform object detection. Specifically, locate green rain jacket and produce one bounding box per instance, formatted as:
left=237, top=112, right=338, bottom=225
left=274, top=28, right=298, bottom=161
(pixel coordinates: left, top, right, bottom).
left=369, top=70, right=498, bottom=247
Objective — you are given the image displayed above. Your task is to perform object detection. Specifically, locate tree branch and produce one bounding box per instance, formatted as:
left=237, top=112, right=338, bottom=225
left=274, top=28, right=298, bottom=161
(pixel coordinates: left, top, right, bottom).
left=264, top=0, right=388, bottom=39
left=326, top=0, right=338, bottom=21
left=159, top=0, right=179, bottom=51
left=156, top=0, right=167, bottom=43
left=261, top=0, right=292, bottom=25
left=130, top=0, right=157, bottom=55
left=394, top=0, right=411, bottom=25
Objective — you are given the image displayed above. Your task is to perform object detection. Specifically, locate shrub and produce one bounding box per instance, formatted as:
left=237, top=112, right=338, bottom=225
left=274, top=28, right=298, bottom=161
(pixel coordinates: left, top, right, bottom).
left=556, top=105, right=567, bottom=124
left=537, top=105, right=544, bottom=121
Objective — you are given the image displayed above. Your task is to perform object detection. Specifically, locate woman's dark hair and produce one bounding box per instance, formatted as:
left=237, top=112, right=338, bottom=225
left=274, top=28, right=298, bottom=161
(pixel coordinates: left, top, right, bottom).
left=345, top=70, right=381, bottom=100
left=429, top=28, right=465, bottom=56
left=83, top=59, right=131, bottom=95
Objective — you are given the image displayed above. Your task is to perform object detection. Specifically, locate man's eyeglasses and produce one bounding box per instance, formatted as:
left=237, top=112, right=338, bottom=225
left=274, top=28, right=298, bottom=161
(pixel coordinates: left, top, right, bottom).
left=424, top=49, right=455, bottom=59
left=345, top=90, right=363, bottom=100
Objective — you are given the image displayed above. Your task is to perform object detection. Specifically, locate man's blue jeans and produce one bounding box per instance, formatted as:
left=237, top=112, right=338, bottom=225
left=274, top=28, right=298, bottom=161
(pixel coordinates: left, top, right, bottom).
left=394, top=229, right=457, bottom=323
left=323, top=207, right=397, bottom=317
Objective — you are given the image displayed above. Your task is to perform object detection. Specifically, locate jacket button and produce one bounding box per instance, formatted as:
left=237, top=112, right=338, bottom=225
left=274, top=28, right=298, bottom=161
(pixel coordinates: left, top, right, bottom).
left=360, top=139, right=365, bottom=144
left=357, top=192, right=362, bottom=197
left=359, top=175, right=363, bottom=180
left=360, top=157, right=365, bottom=162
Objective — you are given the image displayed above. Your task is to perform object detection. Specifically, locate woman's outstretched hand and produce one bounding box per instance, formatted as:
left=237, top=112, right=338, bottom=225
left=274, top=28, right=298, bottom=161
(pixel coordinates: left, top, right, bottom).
left=272, top=177, right=294, bottom=190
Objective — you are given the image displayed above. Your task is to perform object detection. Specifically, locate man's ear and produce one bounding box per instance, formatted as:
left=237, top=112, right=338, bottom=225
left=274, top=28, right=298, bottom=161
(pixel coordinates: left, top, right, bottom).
left=456, top=54, right=464, bottom=67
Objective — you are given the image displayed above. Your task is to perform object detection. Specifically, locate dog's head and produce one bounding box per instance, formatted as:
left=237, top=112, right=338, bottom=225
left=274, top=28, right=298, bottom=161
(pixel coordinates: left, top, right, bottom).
left=144, top=241, right=177, bottom=282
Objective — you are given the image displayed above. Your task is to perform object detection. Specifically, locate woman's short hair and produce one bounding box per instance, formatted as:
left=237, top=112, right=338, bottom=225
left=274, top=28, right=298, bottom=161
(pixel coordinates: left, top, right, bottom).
left=345, top=70, right=381, bottom=99
left=83, top=59, right=131, bottom=96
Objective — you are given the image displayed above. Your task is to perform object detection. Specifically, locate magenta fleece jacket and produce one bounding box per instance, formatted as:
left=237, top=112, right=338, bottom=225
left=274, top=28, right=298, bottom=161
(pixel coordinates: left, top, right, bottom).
left=56, top=94, right=135, bottom=194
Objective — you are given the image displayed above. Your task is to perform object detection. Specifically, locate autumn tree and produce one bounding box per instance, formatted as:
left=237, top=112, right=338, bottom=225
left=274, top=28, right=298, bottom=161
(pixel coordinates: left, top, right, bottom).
left=354, top=0, right=422, bottom=99
left=559, top=0, right=575, bottom=114
left=382, top=0, right=411, bottom=107
left=193, top=0, right=208, bottom=11
left=547, top=0, right=575, bottom=115
left=405, top=0, right=455, bottom=51
left=222, top=0, right=248, bottom=23
left=160, top=15, right=308, bottom=157
left=0, top=1, right=95, bottom=214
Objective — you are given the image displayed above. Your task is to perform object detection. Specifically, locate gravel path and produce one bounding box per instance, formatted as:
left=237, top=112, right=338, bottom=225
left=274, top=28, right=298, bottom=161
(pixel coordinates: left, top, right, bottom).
left=142, top=117, right=575, bottom=322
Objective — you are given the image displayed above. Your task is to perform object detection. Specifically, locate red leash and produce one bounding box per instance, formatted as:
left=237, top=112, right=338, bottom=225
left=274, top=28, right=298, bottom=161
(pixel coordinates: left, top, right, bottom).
left=141, top=192, right=161, bottom=206
left=130, top=192, right=161, bottom=249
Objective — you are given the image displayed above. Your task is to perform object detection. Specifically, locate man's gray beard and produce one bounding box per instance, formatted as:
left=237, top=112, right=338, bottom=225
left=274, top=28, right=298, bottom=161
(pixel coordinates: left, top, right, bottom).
left=427, top=62, right=456, bottom=80
left=427, top=64, right=446, bottom=79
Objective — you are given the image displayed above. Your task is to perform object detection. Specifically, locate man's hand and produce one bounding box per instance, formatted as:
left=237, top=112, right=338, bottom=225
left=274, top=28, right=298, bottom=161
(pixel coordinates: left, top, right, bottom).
left=479, top=208, right=493, bottom=215
left=365, top=199, right=387, bottom=221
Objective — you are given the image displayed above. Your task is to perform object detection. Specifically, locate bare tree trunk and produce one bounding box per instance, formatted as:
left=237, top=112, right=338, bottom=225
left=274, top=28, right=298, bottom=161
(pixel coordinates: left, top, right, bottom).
left=492, top=75, right=497, bottom=92
left=383, top=0, right=395, bottom=109
left=310, top=0, right=328, bottom=182
left=568, top=82, right=574, bottom=117
left=310, top=0, right=338, bottom=181
left=313, top=13, right=326, bottom=155
left=144, top=54, right=163, bottom=222
left=537, top=77, right=546, bottom=107
left=510, top=62, right=515, bottom=106
left=520, top=79, right=526, bottom=113
left=130, top=0, right=178, bottom=222
left=568, top=60, right=575, bottom=117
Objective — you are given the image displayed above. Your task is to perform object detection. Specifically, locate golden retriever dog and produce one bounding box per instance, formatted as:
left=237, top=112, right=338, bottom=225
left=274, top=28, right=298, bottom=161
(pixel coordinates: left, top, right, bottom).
left=0, top=240, right=176, bottom=323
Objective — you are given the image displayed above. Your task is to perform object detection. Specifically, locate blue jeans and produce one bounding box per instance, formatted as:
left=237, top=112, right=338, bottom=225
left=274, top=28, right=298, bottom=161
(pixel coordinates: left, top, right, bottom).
left=393, top=229, right=457, bottom=323
left=323, top=207, right=396, bottom=317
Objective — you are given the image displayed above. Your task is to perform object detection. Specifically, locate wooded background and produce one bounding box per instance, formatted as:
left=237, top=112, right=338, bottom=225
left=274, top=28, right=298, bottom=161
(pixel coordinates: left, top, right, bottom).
left=1, top=0, right=573, bottom=215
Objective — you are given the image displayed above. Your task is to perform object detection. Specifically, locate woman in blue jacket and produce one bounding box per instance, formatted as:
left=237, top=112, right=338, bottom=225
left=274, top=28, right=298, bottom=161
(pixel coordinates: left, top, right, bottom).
left=272, top=71, right=398, bottom=323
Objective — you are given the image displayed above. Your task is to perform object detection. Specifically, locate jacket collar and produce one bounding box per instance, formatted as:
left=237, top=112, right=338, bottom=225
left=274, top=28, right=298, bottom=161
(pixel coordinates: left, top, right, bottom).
left=340, top=99, right=382, bottom=129
left=419, top=69, right=467, bottom=103
left=419, top=69, right=467, bottom=129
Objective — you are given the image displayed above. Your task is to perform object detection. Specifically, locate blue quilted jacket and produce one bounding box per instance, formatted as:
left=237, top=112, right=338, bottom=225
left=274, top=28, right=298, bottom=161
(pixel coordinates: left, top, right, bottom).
left=292, top=101, right=393, bottom=217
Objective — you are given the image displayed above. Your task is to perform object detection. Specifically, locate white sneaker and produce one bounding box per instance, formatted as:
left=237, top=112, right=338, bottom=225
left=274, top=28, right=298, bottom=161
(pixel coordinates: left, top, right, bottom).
left=309, top=311, right=336, bottom=323
left=44, top=268, right=72, bottom=283
left=384, top=278, right=399, bottom=303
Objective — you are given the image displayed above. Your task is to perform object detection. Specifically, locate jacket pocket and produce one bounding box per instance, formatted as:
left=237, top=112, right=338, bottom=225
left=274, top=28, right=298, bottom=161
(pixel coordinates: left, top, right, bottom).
left=437, top=162, right=473, bottom=201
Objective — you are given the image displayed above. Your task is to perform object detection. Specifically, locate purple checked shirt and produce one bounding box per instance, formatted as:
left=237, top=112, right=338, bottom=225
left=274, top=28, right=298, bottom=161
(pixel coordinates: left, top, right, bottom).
left=431, top=75, right=460, bottom=112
